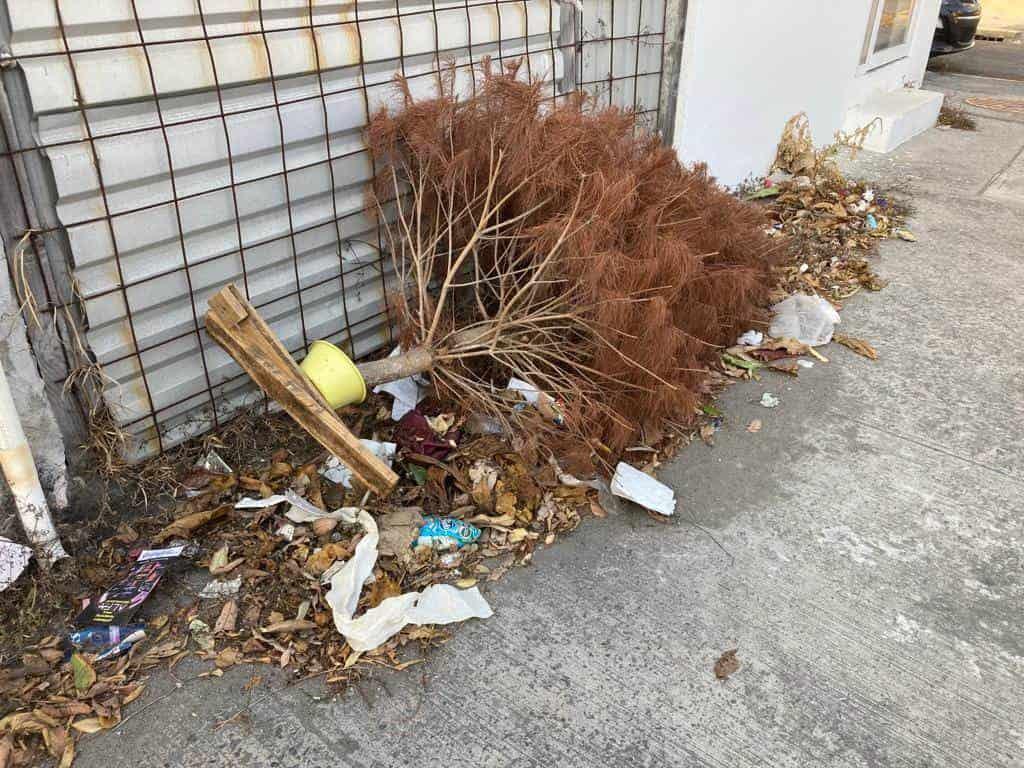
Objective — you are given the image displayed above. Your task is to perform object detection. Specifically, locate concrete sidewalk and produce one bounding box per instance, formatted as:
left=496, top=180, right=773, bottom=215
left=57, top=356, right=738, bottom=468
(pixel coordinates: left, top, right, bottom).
left=76, top=85, right=1024, bottom=767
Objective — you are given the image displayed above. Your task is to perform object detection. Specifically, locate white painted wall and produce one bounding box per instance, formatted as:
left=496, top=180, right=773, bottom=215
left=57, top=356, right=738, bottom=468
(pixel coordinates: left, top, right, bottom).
left=673, top=0, right=943, bottom=187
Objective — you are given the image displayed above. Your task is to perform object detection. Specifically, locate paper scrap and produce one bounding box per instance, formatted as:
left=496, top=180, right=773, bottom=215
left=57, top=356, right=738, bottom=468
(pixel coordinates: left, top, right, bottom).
left=320, top=440, right=396, bottom=487
left=610, top=462, right=676, bottom=517
left=0, top=537, right=32, bottom=592
left=235, top=491, right=360, bottom=525
left=198, top=576, right=241, bottom=599
left=136, top=546, right=185, bottom=562
left=372, top=347, right=425, bottom=421
left=737, top=330, right=764, bottom=346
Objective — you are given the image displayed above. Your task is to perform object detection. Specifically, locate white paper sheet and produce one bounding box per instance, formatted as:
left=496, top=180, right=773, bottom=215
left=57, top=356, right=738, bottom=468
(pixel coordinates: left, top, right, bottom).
left=610, top=462, right=676, bottom=517
left=0, top=537, right=32, bottom=591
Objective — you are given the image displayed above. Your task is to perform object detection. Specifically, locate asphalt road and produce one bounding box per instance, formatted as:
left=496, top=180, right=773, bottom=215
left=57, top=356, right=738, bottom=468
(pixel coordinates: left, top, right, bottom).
left=928, top=39, right=1024, bottom=81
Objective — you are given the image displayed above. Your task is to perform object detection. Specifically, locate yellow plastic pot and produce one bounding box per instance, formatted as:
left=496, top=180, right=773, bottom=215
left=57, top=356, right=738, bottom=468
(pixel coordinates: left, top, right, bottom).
left=299, top=340, right=367, bottom=409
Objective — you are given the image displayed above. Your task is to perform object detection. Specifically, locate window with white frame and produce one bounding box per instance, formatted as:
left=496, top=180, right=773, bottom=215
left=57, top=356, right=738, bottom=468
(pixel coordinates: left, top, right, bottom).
left=861, top=0, right=920, bottom=69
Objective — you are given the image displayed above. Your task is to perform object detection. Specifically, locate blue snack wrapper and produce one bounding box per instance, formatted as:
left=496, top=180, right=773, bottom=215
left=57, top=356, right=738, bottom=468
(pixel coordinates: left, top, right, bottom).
left=416, top=517, right=481, bottom=550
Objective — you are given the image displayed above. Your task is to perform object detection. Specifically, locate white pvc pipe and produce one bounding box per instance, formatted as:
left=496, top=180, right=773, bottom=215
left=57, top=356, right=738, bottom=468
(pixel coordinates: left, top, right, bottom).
left=0, top=357, right=67, bottom=564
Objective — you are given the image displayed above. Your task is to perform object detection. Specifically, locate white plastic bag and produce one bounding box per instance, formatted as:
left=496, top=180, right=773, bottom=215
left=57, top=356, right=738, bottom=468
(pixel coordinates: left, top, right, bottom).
left=769, top=294, right=840, bottom=347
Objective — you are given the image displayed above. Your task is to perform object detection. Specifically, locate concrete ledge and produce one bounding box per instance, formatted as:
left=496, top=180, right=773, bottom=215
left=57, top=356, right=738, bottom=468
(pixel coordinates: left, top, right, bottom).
left=844, top=88, right=944, bottom=153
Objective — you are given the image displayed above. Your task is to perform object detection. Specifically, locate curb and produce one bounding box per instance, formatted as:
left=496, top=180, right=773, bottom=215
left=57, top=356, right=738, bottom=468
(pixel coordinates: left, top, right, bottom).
left=975, top=27, right=1023, bottom=42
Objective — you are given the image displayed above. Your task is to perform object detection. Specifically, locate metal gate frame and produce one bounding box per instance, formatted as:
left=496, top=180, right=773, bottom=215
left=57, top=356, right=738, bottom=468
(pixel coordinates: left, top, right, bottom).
left=0, top=0, right=681, bottom=462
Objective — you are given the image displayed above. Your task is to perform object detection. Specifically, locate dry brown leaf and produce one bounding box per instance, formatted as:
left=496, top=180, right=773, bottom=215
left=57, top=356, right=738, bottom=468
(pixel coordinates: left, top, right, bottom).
left=305, top=542, right=350, bottom=575
left=70, top=718, right=105, bottom=734
left=714, top=648, right=740, bottom=680
left=58, top=740, right=75, bottom=768
left=122, top=684, right=145, bottom=706
left=215, top=647, right=241, bottom=669
left=699, top=423, right=715, bottom=446
left=589, top=500, right=608, bottom=518
left=153, top=504, right=229, bottom=543
left=494, top=492, right=517, bottom=519
left=468, top=513, right=516, bottom=528
left=507, top=529, right=529, bottom=544
left=833, top=333, right=878, bottom=360
left=455, top=578, right=477, bottom=588
left=260, top=620, right=316, bottom=635
left=365, top=573, right=402, bottom=609
left=214, top=600, right=238, bottom=634
left=768, top=361, right=800, bottom=376
left=312, top=518, right=338, bottom=537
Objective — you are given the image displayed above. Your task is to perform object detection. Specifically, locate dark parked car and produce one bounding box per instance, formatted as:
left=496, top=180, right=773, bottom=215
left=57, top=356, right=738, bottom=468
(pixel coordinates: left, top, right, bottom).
left=932, top=0, right=982, bottom=56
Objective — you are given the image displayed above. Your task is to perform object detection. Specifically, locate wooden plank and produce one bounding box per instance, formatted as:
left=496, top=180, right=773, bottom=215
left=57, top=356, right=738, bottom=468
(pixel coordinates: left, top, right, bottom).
left=205, top=291, right=397, bottom=496
left=211, top=285, right=334, bottom=412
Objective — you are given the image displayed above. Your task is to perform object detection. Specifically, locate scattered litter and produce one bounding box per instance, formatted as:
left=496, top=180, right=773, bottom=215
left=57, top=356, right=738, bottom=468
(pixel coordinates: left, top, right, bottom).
left=395, top=410, right=460, bottom=459
left=321, top=440, right=396, bottom=487
left=610, top=462, right=675, bottom=517
left=276, top=523, right=295, bottom=541
left=759, top=113, right=904, bottom=300
left=714, top=648, right=741, bottom=680
left=769, top=294, right=841, bottom=347
left=464, top=413, right=506, bottom=435
left=76, top=547, right=187, bottom=626
left=378, top=507, right=425, bottom=560
left=235, top=495, right=286, bottom=509
left=137, top=545, right=186, bottom=562
left=198, top=576, right=242, bottom=599
left=236, top=490, right=361, bottom=525
left=796, top=359, right=814, bottom=369
left=894, top=229, right=917, bottom=242
left=325, top=511, right=492, bottom=651
left=416, top=517, right=482, bottom=550
left=507, top=377, right=565, bottom=425
left=747, top=419, right=763, bottom=433
left=68, top=623, right=145, bottom=652
left=283, top=495, right=361, bottom=525
left=833, top=333, right=878, bottom=360
left=95, top=629, right=146, bottom=662
left=760, top=393, right=780, bottom=408
left=0, top=536, right=32, bottom=591
left=372, top=347, right=425, bottom=420
left=182, top=450, right=234, bottom=497
left=736, top=330, right=764, bottom=346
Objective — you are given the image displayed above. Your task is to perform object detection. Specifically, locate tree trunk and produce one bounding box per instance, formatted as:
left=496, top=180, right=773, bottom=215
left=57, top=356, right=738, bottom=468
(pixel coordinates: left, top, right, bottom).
left=356, top=345, right=435, bottom=387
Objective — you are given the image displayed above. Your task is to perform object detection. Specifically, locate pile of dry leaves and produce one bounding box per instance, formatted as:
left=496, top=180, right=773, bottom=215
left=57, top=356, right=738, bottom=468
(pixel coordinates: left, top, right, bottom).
left=0, top=393, right=625, bottom=766
left=747, top=113, right=915, bottom=301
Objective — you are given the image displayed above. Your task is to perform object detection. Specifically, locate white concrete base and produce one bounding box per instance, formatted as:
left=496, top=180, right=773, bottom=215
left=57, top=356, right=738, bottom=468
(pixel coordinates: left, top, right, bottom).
left=843, top=88, right=944, bottom=153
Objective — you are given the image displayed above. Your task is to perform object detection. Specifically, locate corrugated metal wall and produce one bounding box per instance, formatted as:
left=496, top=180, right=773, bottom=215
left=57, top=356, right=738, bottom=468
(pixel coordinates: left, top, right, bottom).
left=0, top=0, right=667, bottom=461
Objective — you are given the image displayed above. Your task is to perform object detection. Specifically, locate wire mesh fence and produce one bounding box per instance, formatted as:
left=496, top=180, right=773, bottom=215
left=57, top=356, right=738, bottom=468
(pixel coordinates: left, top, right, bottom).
left=0, top=0, right=670, bottom=461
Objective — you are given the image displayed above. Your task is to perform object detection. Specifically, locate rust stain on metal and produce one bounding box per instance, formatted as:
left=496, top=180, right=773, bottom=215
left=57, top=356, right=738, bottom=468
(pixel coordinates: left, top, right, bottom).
left=246, top=33, right=272, bottom=81
left=127, top=45, right=156, bottom=98
left=490, top=4, right=500, bottom=40
left=341, top=22, right=363, bottom=66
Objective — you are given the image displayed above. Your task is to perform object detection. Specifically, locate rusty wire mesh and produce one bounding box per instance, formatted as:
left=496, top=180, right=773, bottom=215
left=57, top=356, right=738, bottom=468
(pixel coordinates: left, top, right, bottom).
left=0, top=0, right=669, bottom=460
